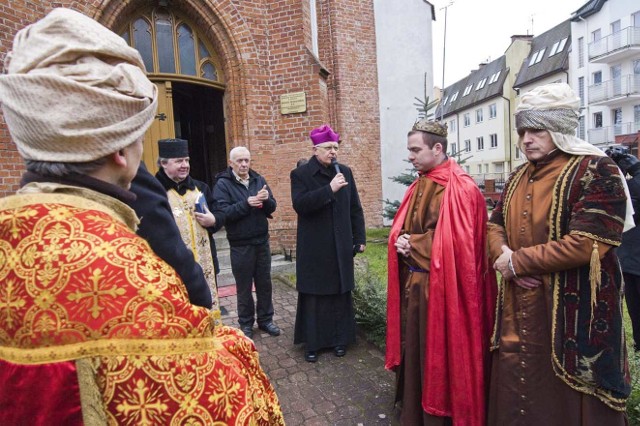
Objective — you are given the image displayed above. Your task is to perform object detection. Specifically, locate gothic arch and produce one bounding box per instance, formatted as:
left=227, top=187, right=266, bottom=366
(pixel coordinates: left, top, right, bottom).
left=93, top=0, right=262, bottom=149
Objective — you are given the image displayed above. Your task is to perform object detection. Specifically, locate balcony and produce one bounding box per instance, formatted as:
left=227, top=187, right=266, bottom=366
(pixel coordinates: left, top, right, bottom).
left=589, top=26, right=640, bottom=63
left=588, top=74, right=640, bottom=107
left=587, top=122, right=640, bottom=146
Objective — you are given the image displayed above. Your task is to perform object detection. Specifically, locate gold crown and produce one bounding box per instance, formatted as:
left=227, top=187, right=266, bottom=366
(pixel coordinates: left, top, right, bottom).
left=412, top=119, right=448, bottom=137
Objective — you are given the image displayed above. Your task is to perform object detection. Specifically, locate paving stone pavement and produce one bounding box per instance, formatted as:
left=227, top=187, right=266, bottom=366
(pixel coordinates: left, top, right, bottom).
left=219, top=277, right=400, bottom=425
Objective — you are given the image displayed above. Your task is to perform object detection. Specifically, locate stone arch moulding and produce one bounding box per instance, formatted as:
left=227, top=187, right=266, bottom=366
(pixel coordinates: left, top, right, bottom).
left=93, top=0, right=260, bottom=151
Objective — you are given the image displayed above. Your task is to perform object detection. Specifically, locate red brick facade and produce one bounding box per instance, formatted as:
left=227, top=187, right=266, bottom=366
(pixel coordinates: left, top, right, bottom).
left=0, top=0, right=383, bottom=247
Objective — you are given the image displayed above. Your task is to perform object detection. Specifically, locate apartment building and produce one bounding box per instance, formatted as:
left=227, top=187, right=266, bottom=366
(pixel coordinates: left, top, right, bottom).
left=436, top=35, right=533, bottom=189
left=570, top=0, right=640, bottom=154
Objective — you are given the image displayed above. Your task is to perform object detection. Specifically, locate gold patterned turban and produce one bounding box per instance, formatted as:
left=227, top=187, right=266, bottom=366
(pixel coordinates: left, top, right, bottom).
left=0, top=8, right=157, bottom=162
left=412, top=118, right=448, bottom=137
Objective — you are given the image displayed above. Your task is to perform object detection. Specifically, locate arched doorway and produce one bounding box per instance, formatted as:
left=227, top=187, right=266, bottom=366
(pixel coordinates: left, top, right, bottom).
left=118, top=6, right=227, bottom=187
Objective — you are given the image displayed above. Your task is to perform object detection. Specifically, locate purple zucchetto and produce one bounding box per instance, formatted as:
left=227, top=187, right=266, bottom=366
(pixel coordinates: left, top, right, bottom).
left=309, top=124, right=340, bottom=145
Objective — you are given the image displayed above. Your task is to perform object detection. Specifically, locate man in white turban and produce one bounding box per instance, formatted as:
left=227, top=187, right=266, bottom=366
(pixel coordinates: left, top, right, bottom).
left=0, top=8, right=284, bottom=425
left=487, top=83, right=630, bottom=425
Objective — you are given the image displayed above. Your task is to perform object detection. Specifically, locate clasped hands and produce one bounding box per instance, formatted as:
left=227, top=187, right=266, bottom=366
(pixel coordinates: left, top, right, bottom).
left=395, top=233, right=411, bottom=257
left=248, top=185, right=269, bottom=208
left=493, top=245, right=542, bottom=290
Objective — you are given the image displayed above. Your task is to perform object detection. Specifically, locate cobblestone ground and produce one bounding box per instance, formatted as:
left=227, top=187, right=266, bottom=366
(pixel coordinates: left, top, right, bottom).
left=220, top=278, right=399, bottom=425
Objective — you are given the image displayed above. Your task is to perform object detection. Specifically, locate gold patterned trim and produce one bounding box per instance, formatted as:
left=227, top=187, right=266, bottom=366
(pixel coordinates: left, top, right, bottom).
left=77, top=357, right=108, bottom=426
left=569, top=230, right=622, bottom=247
left=0, top=337, right=220, bottom=365
left=1, top=188, right=138, bottom=231
left=549, top=156, right=627, bottom=411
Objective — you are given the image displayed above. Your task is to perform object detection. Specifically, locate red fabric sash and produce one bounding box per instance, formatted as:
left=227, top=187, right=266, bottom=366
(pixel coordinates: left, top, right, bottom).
left=386, top=158, right=496, bottom=425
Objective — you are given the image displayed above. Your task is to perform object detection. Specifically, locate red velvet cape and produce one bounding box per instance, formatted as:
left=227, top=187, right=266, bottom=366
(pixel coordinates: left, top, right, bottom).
left=386, top=158, right=496, bottom=425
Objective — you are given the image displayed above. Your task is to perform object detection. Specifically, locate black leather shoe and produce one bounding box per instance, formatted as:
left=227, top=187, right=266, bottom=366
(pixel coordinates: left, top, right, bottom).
left=240, top=325, right=253, bottom=339
left=305, top=351, right=318, bottom=363
left=334, top=345, right=346, bottom=357
left=258, top=322, right=281, bottom=336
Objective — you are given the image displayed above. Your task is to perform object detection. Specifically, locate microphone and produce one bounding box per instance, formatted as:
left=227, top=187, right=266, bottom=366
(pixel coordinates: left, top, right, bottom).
left=331, top=158, right=341, bottom=174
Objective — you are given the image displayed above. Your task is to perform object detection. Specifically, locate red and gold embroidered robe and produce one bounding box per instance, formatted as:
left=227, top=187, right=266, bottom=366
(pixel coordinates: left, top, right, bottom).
left=0, top=184, right=284, bottom=425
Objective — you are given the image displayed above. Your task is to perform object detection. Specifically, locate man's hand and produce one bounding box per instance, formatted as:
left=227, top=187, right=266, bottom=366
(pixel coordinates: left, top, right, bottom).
left=512, top=276, right=543, bottom=290
left=493, top=245, right=514, bottom=280
left=395, top=233, right=411, bottom=257
left=494, top=245, right=542, bottom=289
left=248, top=185, right=268, bottom=207
left=330, top=173, right=348, bottom=193
left=194, top=209, right=216, bottom=228
left=256, top=185, right=269, bottom=201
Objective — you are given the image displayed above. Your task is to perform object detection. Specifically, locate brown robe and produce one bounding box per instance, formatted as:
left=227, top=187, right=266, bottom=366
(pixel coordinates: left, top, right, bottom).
left=487, top=151, right=627, bottom=426
left=396, top=175, right=449, bottom=426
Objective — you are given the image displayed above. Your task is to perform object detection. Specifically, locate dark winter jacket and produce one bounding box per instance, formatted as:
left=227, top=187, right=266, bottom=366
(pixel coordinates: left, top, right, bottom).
left=155, top=168, right=223, bottom=274
left=129, top=164, right=213, bottom=308
left=617, top=174, right=640, bottom=276
left=213, top=167, right=276, bottom=247
left=290, top=156, right=366, bottom=295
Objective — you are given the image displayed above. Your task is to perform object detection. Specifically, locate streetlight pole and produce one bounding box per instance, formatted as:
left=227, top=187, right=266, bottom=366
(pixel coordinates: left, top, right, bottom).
left=440, top=1, right=454, bottom=121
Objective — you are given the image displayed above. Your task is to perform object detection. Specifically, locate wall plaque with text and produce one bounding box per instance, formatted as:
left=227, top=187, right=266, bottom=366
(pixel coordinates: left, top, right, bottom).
left=280, top=92, right=307, bottom=114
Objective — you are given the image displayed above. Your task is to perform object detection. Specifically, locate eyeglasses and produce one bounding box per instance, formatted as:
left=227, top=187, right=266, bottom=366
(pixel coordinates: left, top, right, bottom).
left=317, top=145, right=340, bottom=152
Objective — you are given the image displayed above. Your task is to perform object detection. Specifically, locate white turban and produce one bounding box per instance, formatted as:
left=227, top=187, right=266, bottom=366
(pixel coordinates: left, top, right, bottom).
left=0, top=8, right=158, bottom=162
left=516, top=83, right=634, bottom=231
left=515, top=83, right=604, bottom=157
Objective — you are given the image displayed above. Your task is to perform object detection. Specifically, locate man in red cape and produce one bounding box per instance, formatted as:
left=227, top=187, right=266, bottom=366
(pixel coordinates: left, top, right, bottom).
left=386, top=118, right=497, bottom=425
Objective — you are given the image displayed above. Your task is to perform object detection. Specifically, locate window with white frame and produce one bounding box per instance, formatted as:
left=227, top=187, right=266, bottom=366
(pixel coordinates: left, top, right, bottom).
left=528, top=48, right=546, bottom=66
left=592, top=29, right=601, bottom=42
left=450, top=143, right=457, bottom=155
left=549, top=37, right=568, bottom=56
left=477, top=164, right=482, bottom=174
left=443, top=96, right=449, bottom=105
left=489, top=103, right=497, bottom=119
left=494, top=163, right=504, bottom=173
left=634, top=105, right=640, bottom=129
left=450, top=119, right=457, bottom=132
left=476, top=108, right=483, bottom=123
left=490, top=133, right=498, bottom=148
left=578, top=37, right=584, bottom=68
left=484, top=164, right=489, bottom=174
left=579, top=115, right=586, bottom=140
left=578, top=77, right=585, bottom=107
left=593, top=71, right=602, bottom=85
left=611, top=20, right=621, bottom=34
left=450, top=91, right=459, bottom=102
left=594, top=111, right=603, bottom=128
left=463, top=85, right=472, bottom=96
left=464, top=139, right=471, bottom=152
left=464, top=113, right=471, bottom=127
left=633, top=11, right=640, bottom=27
left=465, top=165, right=470, bottom=173
left=477, top=136, right=484, bottom=150
left=475, top=78, right=487, bottom=90
left=488, top=71, right=501, bottom=84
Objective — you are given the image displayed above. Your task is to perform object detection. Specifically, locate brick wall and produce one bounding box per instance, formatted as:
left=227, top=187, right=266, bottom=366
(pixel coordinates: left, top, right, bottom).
left=0, top=0, right=383, bottom=247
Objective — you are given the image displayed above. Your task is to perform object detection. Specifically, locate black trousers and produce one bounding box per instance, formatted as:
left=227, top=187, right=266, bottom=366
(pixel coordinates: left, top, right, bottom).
left=624, top=272, right=640, bottom=350
left=230, top=241, right=274, bottom=327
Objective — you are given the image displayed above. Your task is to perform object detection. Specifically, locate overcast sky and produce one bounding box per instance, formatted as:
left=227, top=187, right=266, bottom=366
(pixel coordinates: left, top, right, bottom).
left=431, top=0, right=588, bottom=88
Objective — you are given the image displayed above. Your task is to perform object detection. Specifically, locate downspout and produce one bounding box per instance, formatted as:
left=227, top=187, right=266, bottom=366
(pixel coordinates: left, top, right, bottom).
left=501, top=95, right=512, bottom=173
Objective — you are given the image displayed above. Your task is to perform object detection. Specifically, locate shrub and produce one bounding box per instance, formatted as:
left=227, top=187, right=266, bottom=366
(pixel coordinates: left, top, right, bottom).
left=353, top=268, right=387, bottom=349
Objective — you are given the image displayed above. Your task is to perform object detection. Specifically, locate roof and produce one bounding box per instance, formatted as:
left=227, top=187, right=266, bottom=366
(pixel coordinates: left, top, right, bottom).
left=513, top=20, right=571, bottom=89
left=436, top=56, right=508, bottom=118
left=570, top=0, right=607, bottom=21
